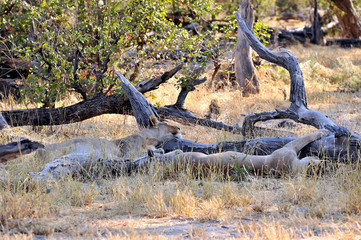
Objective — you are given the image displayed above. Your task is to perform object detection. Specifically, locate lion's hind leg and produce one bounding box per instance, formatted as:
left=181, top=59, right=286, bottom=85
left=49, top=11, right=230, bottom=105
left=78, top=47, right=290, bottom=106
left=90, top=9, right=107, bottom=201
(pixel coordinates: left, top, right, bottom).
left=283, top=129, right=329, bottom=153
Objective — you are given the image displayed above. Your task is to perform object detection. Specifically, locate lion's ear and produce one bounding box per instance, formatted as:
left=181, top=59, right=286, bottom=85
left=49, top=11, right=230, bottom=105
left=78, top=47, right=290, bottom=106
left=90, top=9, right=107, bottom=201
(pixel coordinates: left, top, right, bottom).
left=149, top=115, right=159, bottom=127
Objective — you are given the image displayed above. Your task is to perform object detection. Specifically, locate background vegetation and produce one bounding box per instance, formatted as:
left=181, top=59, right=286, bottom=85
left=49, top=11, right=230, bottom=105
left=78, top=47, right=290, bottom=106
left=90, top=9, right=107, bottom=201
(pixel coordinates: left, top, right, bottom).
left=3, top=0, right=358, bottom=107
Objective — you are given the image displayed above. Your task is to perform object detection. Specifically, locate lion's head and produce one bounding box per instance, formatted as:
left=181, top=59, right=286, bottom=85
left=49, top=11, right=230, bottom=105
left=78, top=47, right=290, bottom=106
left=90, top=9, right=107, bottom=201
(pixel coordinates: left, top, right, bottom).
left=143, top=116, right=182, bottom=143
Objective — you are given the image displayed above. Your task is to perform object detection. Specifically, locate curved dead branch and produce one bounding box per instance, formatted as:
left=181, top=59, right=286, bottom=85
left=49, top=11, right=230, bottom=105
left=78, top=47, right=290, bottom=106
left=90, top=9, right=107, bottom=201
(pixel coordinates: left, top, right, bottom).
left=235, top=12, right=356, bottom=138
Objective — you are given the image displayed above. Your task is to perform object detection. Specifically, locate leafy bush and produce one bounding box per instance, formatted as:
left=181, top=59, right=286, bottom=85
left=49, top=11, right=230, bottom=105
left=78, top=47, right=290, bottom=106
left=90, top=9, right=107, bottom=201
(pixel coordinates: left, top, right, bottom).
left=1, top=0, right=222, bottom=107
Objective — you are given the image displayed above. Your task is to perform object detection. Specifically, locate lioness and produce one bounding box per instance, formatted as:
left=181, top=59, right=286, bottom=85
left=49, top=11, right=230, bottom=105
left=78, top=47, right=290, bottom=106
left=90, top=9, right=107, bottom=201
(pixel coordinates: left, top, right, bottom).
left=37, top=116, right=182, bottom=161
left=167, top=129, right=329, bottom=174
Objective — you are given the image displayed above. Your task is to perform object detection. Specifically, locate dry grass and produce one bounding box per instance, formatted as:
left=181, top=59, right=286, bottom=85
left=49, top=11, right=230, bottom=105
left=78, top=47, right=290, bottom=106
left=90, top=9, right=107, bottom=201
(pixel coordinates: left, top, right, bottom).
left=0, top=45, right=361, bottom=239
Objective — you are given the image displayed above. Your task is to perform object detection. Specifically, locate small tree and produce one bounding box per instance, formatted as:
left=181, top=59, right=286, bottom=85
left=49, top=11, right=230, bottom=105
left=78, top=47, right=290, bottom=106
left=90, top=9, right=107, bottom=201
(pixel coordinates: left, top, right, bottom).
left=1, top=0, right=227, bottom=108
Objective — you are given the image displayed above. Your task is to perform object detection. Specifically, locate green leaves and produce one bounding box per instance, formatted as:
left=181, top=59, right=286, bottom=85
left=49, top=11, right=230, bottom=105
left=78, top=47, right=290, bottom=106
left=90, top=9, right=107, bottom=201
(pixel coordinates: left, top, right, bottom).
left=1, top=0, right=237, bottom=107
left=253, top=21, right=273, bottom=46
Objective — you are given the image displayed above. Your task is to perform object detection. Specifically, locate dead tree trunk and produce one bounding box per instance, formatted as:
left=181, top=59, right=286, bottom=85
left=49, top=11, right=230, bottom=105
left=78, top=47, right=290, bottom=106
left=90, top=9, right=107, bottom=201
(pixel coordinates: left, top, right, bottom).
left=235, top=12, right=359, bottom=140
left=331, top=0, right=361, bottom=38
left=0, top=139, right=44, bottom=162
left=235, top=0, right=259, bottom=96
left=311, top=0, right=323, bottom=45
left=0, top=113, right=44, bottom=162
left=116, top=70, right=360, bottom=163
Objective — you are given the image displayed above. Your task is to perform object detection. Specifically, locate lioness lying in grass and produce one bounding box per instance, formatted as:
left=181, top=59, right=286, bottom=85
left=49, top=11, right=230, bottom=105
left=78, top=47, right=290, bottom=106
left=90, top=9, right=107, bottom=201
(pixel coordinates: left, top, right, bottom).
left=37, top=116, right=182, bottom=161
left=165, top=129, right=329, bottom=174
left=33, top=125, right=327, bottom=179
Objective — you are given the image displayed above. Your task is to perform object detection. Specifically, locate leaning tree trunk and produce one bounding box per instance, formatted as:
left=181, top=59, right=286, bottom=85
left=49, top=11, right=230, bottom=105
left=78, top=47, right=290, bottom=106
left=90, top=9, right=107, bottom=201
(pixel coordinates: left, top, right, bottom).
left=235, top=0, right=259, bottom=96
left=331, top=0, right=361, bottom=38
left=116, top=72, right=159, bottom=128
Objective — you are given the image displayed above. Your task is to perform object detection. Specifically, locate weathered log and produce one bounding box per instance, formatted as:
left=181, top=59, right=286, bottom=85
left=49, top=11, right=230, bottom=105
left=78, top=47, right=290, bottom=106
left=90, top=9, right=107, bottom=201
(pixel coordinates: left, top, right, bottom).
left=235, top=0, right=259, bottom=95
left=158, top=106, right=243, bottom=133
left=29, top=132, right=361, bottom=180
left=326, top=39, right=361, bottom=48
left=162, top=135, right=361, bottom=163
left=158, top=106, right=294, bottom=136
left=0, top=139, right=44, bottom=162
left=235, top=12, right=357, bottom=140
left=0, top=113, right=44, bottom=162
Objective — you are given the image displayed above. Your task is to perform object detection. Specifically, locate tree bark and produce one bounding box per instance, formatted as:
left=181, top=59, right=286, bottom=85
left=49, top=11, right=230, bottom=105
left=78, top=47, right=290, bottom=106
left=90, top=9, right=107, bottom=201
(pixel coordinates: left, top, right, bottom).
left=0, top=139, right=44, bottom=162
left=311, top=0, right=323, bottom=45
left=331, top=0, right=361, bottom=38
left=116, top=72, right=159, bottom=127
left=235, top=0, right=259, bottom=96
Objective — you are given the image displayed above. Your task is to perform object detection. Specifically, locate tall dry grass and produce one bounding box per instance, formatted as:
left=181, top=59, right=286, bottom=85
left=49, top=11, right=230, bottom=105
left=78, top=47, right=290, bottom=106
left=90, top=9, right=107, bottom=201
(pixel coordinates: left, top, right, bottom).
left=0, top=45, right=360, bottom=238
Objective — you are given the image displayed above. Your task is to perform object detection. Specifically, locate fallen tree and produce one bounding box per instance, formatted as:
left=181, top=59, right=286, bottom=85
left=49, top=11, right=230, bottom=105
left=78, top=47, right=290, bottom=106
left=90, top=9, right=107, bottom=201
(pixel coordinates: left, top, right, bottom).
left=29, top=70, right=358, bottom=180
left=28, top=75, right=329, bottom=180
left=0, top=138, right=44, bottom=162
left=0, top=113, right=44, bottom=162
left=153, top=13, right=361, bottom=163
left=1, top=64, right=183, bottom=126
left=30, top=32, right=361, bottom=180
left=1, top=64, right=249, bottom=134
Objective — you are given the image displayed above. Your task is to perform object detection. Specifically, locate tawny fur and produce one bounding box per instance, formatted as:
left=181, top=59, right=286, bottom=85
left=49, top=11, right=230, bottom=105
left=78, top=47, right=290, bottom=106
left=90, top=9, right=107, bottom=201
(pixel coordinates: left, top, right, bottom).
left=168, top=129, right=329, bottom=174
left=37, top=117, right=182, bottom=160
